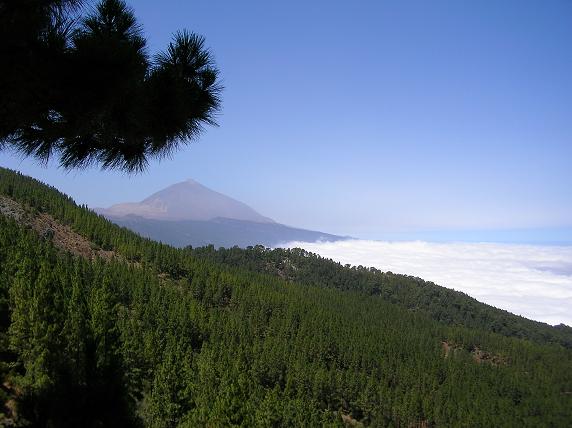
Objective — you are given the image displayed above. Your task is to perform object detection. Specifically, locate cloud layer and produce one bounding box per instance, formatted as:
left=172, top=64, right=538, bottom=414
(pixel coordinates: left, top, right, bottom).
left=282, top=240, right=572, bottom=326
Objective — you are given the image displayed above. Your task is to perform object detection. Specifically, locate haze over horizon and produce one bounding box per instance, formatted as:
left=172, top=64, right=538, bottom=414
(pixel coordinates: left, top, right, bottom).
left=1, top=0, right=571, bottom=243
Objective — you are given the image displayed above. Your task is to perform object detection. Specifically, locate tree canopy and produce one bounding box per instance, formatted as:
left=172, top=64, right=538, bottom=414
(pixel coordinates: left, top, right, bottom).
left=0, top=0, right=221, bottom=172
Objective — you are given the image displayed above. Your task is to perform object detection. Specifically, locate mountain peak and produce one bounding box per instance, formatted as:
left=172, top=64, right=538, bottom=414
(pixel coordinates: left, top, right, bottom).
left=98, top=179, right=274, bottom=223
left=184, top=178, right=200, bottom=185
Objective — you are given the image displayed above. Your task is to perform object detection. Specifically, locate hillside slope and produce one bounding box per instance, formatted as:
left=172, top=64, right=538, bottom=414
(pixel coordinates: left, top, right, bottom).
left=190, top=245, right=572, bottom=348
left=1, top=167, right=571, bottom=427
left=2, top=168, right=570, bottom=348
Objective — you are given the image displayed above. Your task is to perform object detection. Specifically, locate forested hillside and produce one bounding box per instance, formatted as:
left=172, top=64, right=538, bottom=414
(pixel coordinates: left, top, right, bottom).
left=1, top=167, right=572, bottom=427
left=189, top=245, right=572, bottom=349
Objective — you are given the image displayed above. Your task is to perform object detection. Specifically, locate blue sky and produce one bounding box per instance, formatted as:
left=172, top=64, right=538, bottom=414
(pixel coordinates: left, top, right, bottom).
left=1, top=0, right=571, bottom=241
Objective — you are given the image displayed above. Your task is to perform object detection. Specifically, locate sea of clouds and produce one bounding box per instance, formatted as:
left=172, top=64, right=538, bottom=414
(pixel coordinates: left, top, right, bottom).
left=282, top=240, right=572, bottom=326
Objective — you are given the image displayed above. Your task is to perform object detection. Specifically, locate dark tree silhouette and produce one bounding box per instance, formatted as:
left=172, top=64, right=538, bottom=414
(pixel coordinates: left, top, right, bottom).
left=0, top=0, right=221, bottom=172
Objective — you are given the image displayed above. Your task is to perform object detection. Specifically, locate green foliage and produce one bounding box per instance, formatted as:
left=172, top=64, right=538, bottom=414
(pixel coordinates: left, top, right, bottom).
left=1, top=167, right=572, bottom=426
left=189, top=244, right=572, bottom=349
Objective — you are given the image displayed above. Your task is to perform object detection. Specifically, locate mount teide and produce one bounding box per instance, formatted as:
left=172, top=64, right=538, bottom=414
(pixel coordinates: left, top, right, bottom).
left=95, top=179, right=345, bottom=248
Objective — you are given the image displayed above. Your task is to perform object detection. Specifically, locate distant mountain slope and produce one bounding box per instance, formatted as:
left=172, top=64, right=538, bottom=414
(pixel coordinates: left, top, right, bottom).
left=97, top=179, right=273, bottom=223
left=97, top=178, right=346, bottom=248
left=109, top=215, right=345, bottom=248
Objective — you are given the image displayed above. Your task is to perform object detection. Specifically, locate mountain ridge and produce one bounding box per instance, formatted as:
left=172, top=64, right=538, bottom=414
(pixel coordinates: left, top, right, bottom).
left=96, top=178, right=345, bottom=248
left=96, top=178, right=274, bottom=223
